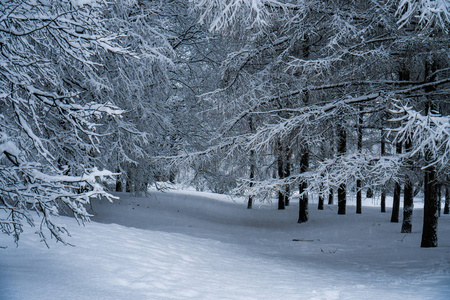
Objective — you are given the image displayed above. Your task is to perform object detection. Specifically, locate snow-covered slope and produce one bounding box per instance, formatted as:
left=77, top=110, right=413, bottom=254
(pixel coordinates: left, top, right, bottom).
left=1, top=190, right=449, bottom=299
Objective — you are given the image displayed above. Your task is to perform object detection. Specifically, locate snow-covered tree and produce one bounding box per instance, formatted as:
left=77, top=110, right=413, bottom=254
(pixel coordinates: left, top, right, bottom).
left=189, top=0, right=449, bottom=248
left=0, top=0, right=130, bottom=246
left=94, top=0, right=176, bottom=194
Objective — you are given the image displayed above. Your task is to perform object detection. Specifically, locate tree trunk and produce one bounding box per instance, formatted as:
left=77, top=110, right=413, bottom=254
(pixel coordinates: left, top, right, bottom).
left=391, top=142, right=402, bottom=223
left=421, top=161, right=438, bottom=247
left=444, top=186, right=449, bottom=215
left=169, top=170, right=176, bottom=184
left=356, top=108, right=363, bottom=214
left=328, top=189, right=333, bottom=205
left=380, top=129, right=386, bottom=213
left=298, top=150, right=309, bottom=223
left=438, top=184, right=441, bottom=217
left=248, top=150, right=255, bottom=209
left=125, top=170, right=132, bottom=193
left=277, top=141, right=285, bottom=210
left=401, top=139, right=414, bottom=233
left=356, top=180, right=362, bottom=213
left=115, top=168, right=122, bottom=192
left=337, top=125, right=346, bottom=215
left=381, top=192, right=386, bottom=213
left=421, top=57, right=439, bottom=247
left=285, top=154, right=291, bottom=206
left=318, top=192, right=324, bottom=210
left=248, top=117, right=255, bottom=209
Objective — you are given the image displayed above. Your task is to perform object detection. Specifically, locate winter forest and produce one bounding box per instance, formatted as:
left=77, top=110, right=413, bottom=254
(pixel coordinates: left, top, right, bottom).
left=1, top=0, right=450, bottom=299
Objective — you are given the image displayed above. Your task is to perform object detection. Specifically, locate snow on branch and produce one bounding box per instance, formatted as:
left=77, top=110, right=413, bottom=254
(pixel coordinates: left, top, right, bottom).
left=0, top=0, right=132, bottom=246
left=232, top=152, right=403, bottom=203
left=397, top=0, right=450, bottom=32
left=390, top=101, right=450, bottom=175
left=191, top=0, right=289, bottom=34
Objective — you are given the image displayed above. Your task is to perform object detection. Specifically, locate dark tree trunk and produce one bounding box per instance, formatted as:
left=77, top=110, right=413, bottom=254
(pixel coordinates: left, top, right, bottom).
left=277, top=141, right=285, bottom=210
left=248, top=118, right=255, bottom=209
left=328, top=189, right=333, bottom=205
left=356, top=109, right=363, bottom=214
left=298, top=150, right=309, bottom=223
left=318, top=192, right=324, bottom=210
left=401, top=180, right=414, bottom=233
left=380, top=129, right=386, bottom=212
left=421, top=58, right=439, bottom=247
left=401, top=139, right=414, bottom=233
left=126, top=170, right=132, bottom=193
left=391, top=142, right=402, bottom=223
left=421, top=161, right=438, bottom=247
left=285, top=156, right=291, bottom=206
left=277, top=141, right=291, bottom=209
left=248, top=150, right=255, bottom=209
left=169, top=170, right=176, bottom=184
left=338, top=184, right=346, bottom=215
left=438, top=184, right=441, bottom=217
left=391, top=182, right=401, bottom=223
left=337, top=126, right=346, bottom=215
left=444, top=186, right=449, bottom=215
left=366, top=188, right=373, bottom=198
left=356, top=180, right=362, bottom=214
left=115, top=168, right=122, bottom=192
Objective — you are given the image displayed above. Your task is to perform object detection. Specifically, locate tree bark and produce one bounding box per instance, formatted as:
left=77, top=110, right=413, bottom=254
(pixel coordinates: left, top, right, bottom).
left=125, top=170, right=132, bottom=193
left=115, top=168, right=122, bottom=192
left=248, top=149, right=255, bottom=209
left=318, top=192, right=324, bottom=210
left=438, top=184, right=441, bottom=217
left=421, top=57, right=439, bottom=247
left=277, top=141, right=286, bottom=210
left=248, top=117, right=255, bottom=209
left=328, top=189, right=333, bottom=205
left=401, top=139, right=414, bottom=233
left=356, top=108, right=363, bottom=214
left=380, top=129, right=386, bottom=212
left=421, top=159, right=438, bottom=247
left=391, top=142, right=402, bottom=223
left=444, top=186, right=449, bottom=215
left=285, top=154, right=291, bottom=206
left=337, top=125, right=346, bottom=215
left=298, top=150, right=309, bottom=223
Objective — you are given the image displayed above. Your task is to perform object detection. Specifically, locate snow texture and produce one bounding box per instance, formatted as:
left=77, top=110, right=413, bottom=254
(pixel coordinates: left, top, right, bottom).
left=1, top=189, right=449, bottom=299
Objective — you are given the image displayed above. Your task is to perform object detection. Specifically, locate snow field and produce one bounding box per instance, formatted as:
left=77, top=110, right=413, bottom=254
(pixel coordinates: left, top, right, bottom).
left=0, top=190, right=449, bottom=299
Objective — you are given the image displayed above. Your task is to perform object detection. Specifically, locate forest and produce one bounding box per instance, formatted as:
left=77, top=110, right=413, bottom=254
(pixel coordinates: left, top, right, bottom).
left=1, top=0, right=449, bottom=252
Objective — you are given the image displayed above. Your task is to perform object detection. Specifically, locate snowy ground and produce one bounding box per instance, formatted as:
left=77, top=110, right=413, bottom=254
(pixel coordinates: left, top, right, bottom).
left=1, top=189, right=449, bottom=300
